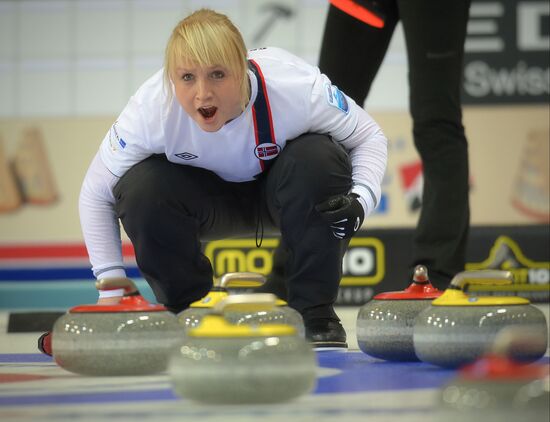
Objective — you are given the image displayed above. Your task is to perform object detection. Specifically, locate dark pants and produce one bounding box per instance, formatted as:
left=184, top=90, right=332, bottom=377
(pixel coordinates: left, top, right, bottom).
left=113, top=134, right=352, bottom=317
left=319, top=0, right=471, bottom=287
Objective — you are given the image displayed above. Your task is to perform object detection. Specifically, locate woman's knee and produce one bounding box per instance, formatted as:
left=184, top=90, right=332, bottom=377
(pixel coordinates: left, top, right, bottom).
left=283, top=134, right=349, bottom=169
left=273, top=134, right=352, bottom=199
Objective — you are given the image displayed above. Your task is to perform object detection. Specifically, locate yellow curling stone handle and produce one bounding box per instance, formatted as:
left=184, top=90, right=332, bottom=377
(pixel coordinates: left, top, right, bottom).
left=219, top=272, right=266, bottom=288
left=212, top=293, right=278, bottom=313
left=218, top=272, right=289, bottom=306
left=188, top=294, right=296, bottom=338
left=189, top=272, right=266, bottom=309
left=190, top=272, right=288, bottom=308
left=432, top=270, right=530, bottom=306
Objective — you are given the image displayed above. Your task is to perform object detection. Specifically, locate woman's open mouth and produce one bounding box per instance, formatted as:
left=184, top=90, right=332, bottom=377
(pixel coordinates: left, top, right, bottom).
left=198, top=106, right=217, bottom=119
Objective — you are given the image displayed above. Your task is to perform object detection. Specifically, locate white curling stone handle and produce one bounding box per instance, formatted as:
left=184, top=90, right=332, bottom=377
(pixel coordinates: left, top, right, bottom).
left=95, top=277, right=139, bottom=294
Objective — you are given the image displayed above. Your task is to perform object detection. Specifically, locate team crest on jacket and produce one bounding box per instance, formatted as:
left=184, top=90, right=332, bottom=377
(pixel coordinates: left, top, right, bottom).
left=108, top=121, right=126, bottom=152
left=254, top=143, right=281, bottom=160
left=325, top=83, right=349, bottom=114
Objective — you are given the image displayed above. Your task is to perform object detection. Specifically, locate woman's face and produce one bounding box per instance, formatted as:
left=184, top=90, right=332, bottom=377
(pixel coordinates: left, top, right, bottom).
left=172, top=62, right=243, bottom=132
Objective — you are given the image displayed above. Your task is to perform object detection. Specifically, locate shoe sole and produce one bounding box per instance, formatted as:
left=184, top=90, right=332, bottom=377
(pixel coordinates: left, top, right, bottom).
left=311, top=341, right=348, bottom=351
left=314, top=346, right=348, bottom=352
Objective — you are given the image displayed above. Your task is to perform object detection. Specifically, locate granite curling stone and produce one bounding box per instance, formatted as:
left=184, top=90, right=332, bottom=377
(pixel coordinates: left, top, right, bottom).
left=413, top=270, right=548, bottom=368
left=436, top=326, right=549, bottom=422
left=169, top=293, right=317, bottom=404
left=178, top=272, right=305, bottom=337
left=356, top=265, right=442, bottom=361
left=52, top=277, right=183, bottom=376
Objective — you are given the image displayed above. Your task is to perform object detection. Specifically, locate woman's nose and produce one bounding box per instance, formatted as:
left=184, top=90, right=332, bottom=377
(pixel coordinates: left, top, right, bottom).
left=195, top=78, right=212, bottom=100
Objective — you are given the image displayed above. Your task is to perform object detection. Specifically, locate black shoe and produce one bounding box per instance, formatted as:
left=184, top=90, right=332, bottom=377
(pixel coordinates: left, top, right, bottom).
left=305, top=318, right=348, bottom=351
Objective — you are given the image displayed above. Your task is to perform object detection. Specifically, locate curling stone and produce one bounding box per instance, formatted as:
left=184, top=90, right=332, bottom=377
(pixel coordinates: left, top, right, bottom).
left=356, top=265, right=442, bottom=361
left=52, top=277, right=183, bottom=376
left=436, top=326, right=549, bottom=422
left=177, top=272, right=305, bottom=337
left=413, top=270, right=548, bottom=368
left=169, top=293, right=317, bottom=404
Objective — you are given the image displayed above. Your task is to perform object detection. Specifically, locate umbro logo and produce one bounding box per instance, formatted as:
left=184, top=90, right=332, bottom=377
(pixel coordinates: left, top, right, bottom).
left=175, top=152, right=198, bottom=160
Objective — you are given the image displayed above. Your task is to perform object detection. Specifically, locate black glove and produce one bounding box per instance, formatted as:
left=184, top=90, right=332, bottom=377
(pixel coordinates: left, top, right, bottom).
left=315, top=193, right=365, bottom=239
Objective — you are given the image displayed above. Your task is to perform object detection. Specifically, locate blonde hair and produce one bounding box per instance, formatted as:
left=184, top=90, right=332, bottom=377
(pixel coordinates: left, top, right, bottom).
left=164, top=9, right=250, bottom=110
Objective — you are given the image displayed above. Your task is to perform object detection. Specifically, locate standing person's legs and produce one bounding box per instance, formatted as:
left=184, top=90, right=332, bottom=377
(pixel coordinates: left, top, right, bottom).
left=398, top=0, right=471, bottom=288
left=318, top=2, right=399, bottom=105
left=113, top=155, right=259, bottom=312
left=262, top=134, right=353, bottom=347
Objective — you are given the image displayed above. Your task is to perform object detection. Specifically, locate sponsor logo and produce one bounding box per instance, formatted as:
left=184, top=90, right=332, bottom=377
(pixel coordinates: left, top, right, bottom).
left=462, top=0, right=550, bottom=104
left=254, top=143, right=281, bottom=160
left=399, top=161, right=423, bottom=212
left=466, top=235, right=550, bottom=290
left=204, top=236, right=385, bottom=286
left=324, top=83, right=349, bottom=113
left=175, top=152, right=198, bottom=160
left=342, top=237, right=385, bottom=286
left=205, top=239, right=278, bottom=276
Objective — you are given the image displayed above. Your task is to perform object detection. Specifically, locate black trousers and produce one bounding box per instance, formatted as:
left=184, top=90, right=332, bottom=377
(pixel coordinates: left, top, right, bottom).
left=113, top=134, right=352, bottom=316
left=319, top=0, right=471, bottom=287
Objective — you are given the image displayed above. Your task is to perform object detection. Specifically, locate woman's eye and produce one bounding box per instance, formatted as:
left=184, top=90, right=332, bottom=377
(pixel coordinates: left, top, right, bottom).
left=211, top=71, right=224, bottom=79
left=181, top=73, right=193, bottom=81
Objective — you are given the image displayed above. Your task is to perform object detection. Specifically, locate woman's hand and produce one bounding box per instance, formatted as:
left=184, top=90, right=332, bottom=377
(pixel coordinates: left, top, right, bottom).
left=315, top=193, right=365, bottom=239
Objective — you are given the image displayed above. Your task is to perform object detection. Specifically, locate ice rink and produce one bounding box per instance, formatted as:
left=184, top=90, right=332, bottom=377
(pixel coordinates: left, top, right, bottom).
left=1, top=306, right=548, bottom=422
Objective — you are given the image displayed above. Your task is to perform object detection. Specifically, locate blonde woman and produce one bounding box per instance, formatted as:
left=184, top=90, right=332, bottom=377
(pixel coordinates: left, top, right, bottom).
left=79, top=9, right=387, bottom=349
